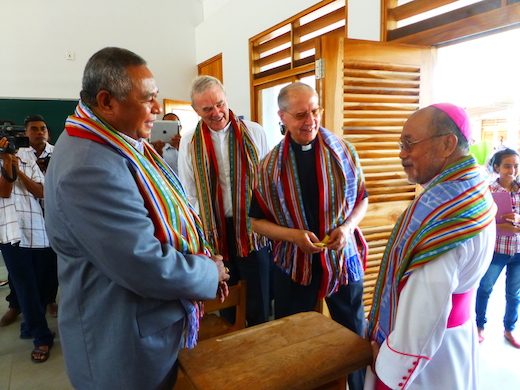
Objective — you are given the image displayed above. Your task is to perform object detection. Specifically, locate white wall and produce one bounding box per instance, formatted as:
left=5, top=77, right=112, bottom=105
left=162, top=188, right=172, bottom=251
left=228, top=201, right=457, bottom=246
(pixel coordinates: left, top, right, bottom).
left=0, top=0, right=203, bottom=103
left=195, top=0, right=380, bottom=119
left=348, top=0, right=381, bottom=41
left=0, top=0, right=380, bottom=114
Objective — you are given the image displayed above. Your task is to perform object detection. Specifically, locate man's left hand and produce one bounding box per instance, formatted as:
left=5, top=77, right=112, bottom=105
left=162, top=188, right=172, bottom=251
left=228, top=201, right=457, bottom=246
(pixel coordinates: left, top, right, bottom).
left=170, top=134, right=181, bottom=150
left=150, top=140, right=165, bottom=156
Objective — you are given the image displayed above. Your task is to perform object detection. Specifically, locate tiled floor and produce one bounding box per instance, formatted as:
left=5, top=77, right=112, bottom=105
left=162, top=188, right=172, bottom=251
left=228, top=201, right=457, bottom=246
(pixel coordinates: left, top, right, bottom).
left=0, top=262, right=72, bottom=390
left=1, top=261, right=519, bottom=390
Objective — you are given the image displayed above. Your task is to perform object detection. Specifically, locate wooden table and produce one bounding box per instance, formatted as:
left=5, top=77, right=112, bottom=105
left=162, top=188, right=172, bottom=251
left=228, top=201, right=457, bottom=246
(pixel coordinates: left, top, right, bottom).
left=178, top=311, right=372, bottom=390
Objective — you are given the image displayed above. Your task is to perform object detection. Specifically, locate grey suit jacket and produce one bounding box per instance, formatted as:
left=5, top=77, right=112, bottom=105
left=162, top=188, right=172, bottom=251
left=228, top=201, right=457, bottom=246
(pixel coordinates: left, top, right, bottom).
left=44, top=131, right=219, bottom=390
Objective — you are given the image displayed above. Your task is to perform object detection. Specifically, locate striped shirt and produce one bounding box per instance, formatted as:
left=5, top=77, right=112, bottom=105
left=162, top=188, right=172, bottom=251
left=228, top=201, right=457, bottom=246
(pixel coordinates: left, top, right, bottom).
left=490, top=179, right=520, bottom=255
left=0, top=154, right=48, bottom=248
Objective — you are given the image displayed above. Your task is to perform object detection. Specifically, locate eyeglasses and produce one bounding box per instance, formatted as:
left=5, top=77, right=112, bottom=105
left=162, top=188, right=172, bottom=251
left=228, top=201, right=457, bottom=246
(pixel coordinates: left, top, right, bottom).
left=283, top=107, right=324, bottom=120
left=397, top=133, right=450, bottom=152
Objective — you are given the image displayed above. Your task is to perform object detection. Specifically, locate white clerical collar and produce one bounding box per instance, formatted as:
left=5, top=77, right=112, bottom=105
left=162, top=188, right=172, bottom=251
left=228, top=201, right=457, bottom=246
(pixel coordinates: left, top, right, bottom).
left=301, top=144, right=313, bottom=151
left=119, top=132, right=145, bottom=154
left=208, top=122, right=232, bottom=134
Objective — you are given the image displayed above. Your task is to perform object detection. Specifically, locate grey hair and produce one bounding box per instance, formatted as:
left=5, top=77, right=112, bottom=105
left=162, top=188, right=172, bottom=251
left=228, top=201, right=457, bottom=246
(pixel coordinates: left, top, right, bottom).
left=80, top=47, right=147, bottom=107
left=190, top=75, right=226, bottom=106
left=278, top=82, right=318, bottom=111
left=429, top=106, right=470, bottom=154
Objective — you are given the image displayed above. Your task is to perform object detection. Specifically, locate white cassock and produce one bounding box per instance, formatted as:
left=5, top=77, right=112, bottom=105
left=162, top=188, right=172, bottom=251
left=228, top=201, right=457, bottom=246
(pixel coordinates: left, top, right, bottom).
left=365, top=223, right=495, bottom=390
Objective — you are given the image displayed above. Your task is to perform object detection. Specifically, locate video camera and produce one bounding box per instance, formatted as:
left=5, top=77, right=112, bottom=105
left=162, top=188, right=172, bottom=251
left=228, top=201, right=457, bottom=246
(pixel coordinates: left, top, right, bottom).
left=0, top=123, right=30, bottom=154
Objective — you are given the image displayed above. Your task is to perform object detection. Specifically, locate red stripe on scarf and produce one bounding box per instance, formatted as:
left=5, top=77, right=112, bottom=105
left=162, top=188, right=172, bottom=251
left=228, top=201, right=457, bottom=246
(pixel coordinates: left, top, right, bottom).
left=66, top=126, right=108, bottom=144
left=315, top=135, right=329, bottom=300
left=201, top=125, right=228, bottom=259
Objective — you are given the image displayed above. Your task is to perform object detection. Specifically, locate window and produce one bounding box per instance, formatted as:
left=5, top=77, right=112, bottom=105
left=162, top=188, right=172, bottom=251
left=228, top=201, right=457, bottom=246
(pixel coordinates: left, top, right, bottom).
left=250, top=0, right=345, bottom=132
left=250, top=0, right=345, bottom=80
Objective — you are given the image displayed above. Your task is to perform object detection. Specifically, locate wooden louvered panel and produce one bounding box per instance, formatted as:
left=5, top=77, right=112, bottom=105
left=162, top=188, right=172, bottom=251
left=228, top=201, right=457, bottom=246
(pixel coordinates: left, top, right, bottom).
left=345, top=127, right=404, bottom=134
left=296, top=6, right=345, bottom=38
left=256, top=31, right=291, bottom=53
left=354, top=142, right=400, bottom=150
left=345, top=86, right=420, bottom=96
left=344, top=118, right=407, bottom=128
left=344, top=77, right=420, bottom=89
left=345, top=110, right=411, bottom=118
left=349, top=43, right=425, bottom=312
left=344, top=94, right=420, bottom=103
left=318, top=37, right=433, bottom=315
left=344, top=133, right=399, bottom=142
left=361, top=226, right=395, bottom=314
left=344, top=68, right=420, bottom=80
left=250, top=0, right=345, bottom=78
left=389, top=0, right=460, bottom=23
left=344, top=102, right=419, bottom=112
left=255, top=48, right=292, bottom=69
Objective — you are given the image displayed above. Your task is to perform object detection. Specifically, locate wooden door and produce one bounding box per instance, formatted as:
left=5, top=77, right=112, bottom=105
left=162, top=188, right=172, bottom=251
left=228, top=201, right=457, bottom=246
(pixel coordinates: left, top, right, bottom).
left=198, top=54, right=223, bottom=82
left=317, top=37, right=435, bottom=314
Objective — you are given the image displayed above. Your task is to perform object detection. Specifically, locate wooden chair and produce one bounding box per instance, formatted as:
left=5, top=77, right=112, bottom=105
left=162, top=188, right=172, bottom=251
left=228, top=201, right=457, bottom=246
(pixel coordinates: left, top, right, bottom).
left=173, top=280, right=247, bottom=390
left=197, top=279, right=247, bottom=341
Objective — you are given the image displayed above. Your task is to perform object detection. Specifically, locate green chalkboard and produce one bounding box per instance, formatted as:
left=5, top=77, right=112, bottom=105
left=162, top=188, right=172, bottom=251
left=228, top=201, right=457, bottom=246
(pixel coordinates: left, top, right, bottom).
left=0, top=98, right=78, bottom=144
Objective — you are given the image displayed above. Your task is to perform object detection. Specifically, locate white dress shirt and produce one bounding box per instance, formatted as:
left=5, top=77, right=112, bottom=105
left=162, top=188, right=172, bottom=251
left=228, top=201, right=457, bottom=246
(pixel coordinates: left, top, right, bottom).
left=178, top=119, right=269, bottom=216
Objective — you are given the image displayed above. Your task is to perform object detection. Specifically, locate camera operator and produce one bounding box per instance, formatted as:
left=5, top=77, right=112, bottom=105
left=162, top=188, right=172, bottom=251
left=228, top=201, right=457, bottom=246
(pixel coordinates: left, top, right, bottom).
left=1, top=115, right=58, bottom=329
left=0, top=132, right=55, bottom=363
left=20, top=114, right=53, bottom=173
left=19, top=115, right=58, bottom=315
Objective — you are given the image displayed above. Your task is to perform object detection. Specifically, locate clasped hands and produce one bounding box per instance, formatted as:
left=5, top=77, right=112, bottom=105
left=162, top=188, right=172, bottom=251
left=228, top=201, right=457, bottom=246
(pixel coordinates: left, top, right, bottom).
left=293, top=223, right=353, bottom=254
left=211, top=254, right=230, bottom=303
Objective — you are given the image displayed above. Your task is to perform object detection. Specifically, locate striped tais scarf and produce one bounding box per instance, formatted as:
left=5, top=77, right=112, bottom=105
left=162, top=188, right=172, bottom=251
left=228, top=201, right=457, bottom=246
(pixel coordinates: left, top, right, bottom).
left=254, top=127, right=366, bottom=298
left=66, top=101, right=210, bottom=348
left=367, top=155, right=496, bottom=345
left=190, top=109, right=268, bottom=259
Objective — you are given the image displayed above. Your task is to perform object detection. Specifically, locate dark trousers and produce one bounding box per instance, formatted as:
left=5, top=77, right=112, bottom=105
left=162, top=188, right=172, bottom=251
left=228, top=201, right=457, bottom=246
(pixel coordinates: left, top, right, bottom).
left=0, top=243, right=54, bottom=347
left=220, top=219, right=272, bottom=327
left=6, top=248, right=58, bottom=309
left=274, top=257, right=366, bottom=390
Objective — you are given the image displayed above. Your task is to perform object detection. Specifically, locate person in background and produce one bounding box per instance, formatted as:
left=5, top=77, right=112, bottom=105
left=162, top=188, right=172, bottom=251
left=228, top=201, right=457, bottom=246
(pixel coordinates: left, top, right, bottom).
left=178, top=75, right=272, bottom=327
left=365, top=103, right=496, bottom=390
left=0, top=120, right=20, bottom=327
left=476, top=148, right=520, bottom=348
left=44, top=47, right=229, bottom=389
left=20, top=115, right=58, bottom=316
left=1, top=115, right=59, bottom=326
left=150, top=112, right=182, bottom=173
left=0, top=132, right=55, bottom=362
left=249, top=82, right=368, bottom=390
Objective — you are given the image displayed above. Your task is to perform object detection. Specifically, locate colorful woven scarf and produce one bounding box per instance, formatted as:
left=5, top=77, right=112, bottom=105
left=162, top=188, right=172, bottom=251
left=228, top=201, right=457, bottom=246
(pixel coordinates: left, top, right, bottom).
left=367, top=155, right=496, bottom=345
left=66, top=101, right=211, bottom=348
left=254, top=127, right=366, bottom=298
left=190, top=110, right=268, bottom=259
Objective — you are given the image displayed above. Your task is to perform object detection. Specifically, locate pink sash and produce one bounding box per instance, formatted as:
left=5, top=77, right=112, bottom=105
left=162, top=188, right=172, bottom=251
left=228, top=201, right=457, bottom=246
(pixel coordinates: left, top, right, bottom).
left=447, top=289, right=475, bottom=328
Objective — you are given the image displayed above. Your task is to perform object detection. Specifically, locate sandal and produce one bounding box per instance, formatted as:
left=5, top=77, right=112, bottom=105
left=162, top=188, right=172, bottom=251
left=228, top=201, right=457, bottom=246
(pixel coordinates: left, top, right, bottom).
left=31, top=345, right=51, bottom=363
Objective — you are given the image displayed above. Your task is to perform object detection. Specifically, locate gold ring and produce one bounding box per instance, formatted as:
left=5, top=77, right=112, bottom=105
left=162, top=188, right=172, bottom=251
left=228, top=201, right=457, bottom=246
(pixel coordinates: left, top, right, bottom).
left=225, top=267, right=230, bottom=273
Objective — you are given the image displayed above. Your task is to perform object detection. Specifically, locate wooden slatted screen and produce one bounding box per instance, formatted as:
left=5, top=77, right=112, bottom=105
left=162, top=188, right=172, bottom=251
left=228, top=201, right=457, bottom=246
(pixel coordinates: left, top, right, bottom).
left=321, top=38, right=434, bottom=314
left=384, top=0, right=520, bottom=45
left=250, top=0, right=345, bottom=81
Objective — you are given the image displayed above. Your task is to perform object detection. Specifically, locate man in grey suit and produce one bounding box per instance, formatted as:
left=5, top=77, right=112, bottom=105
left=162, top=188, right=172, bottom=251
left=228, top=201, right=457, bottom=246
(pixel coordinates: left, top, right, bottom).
left=44, top=47, right=229, bottom=390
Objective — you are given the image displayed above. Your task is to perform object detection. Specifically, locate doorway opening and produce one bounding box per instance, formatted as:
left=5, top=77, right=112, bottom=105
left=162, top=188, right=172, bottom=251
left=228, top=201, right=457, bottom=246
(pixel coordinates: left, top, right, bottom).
left=434, top=28, right=520, bottom=158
